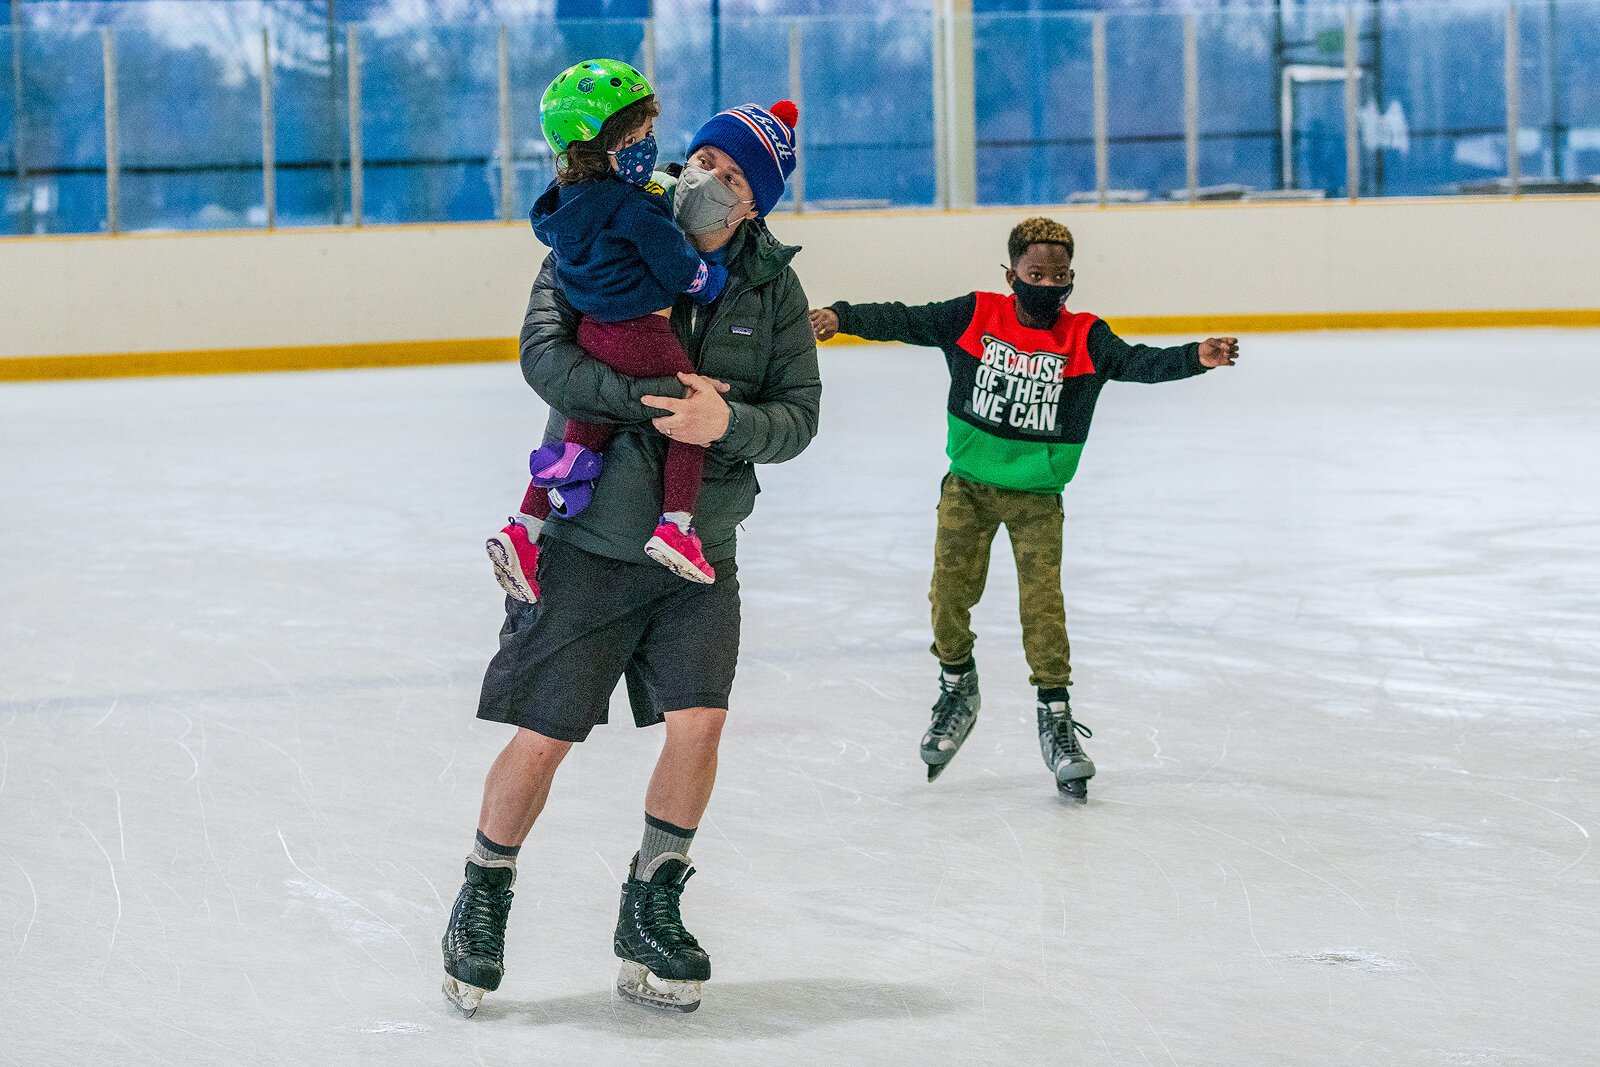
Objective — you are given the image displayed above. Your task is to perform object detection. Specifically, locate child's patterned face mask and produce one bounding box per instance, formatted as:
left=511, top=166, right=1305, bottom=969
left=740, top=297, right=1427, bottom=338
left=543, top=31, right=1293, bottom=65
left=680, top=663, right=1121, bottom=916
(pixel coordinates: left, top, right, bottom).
left=610, top=133, right=658, bottom=186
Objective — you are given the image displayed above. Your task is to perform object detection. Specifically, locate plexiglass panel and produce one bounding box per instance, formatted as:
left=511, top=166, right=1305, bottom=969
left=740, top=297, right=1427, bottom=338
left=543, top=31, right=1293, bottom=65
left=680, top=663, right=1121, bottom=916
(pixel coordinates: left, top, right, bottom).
left=113, top=23, right=266, bottom=231
left=975, top=13, right=1095, bottom=206
left=11, top=26, right=107, bottom=234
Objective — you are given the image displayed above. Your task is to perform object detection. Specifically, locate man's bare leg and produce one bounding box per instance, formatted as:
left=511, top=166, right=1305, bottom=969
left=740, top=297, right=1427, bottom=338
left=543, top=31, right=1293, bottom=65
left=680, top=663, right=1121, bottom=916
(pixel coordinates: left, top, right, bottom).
left=645, top=707, right=726, bottom=828
left=478, top=727, right=574, bottom=846
left=442, top=727, right=572, bottom=1016
left=617, top=706, right=727, bottom=1012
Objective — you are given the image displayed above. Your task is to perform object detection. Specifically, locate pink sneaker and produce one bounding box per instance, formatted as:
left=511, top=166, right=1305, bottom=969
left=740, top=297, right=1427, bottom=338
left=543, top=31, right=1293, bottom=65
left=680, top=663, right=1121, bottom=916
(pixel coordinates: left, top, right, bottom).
left=644, top=518, right=715, bottom=584
left=486, top=522, right=540, bottom=602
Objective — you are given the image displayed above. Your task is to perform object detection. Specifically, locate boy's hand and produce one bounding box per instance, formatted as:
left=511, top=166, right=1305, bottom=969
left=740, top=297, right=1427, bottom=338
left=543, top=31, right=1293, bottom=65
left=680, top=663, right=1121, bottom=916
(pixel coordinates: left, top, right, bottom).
left=808, top=307, right=840, bottom=341
left=1198, top=337, right=1239, bottom=368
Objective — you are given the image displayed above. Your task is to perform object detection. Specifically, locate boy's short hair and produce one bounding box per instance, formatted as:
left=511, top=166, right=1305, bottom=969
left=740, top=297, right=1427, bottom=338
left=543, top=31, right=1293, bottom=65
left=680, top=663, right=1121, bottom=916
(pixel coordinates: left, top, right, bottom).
left=1008, top=217, right=1075, bottom=265
left=556, top=96, right=661, bottom=186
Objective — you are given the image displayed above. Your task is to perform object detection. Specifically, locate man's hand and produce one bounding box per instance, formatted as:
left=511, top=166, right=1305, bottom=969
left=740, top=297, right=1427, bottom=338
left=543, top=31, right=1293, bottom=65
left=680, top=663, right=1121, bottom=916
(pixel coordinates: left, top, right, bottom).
left=808, top=307, right=840, bottom=341
left=1198, top=337, right=1240, bottom=368
left=641, top=372, right=733, bottom=446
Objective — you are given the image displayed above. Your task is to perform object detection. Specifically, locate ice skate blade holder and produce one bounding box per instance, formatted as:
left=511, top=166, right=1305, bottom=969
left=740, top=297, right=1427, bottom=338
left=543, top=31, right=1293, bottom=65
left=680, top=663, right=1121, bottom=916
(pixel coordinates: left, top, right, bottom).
left=1055, top=764, right=1092, bottom=803
left=442, top=976, right=487, bottom=1017
left=615, top=959, right=703, bottom=1012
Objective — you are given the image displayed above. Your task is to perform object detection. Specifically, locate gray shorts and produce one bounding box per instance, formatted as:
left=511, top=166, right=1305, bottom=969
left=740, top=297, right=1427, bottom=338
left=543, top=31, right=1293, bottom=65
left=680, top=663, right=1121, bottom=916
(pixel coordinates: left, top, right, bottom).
left=476, top=539, right=741, bottom=742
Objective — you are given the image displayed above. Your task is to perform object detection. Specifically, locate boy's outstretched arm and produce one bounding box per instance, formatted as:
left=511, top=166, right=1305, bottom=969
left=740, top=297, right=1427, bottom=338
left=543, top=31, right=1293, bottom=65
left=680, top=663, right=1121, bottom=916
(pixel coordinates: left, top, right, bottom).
left=808, top=295, right=976, bottom=349
left=1090, top=320, right=1240, bottom=382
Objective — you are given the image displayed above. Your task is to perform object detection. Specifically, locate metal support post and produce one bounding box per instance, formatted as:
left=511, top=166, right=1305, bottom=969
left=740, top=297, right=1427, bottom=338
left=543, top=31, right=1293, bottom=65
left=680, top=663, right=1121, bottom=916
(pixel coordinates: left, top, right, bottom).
left=710, top=0, right=722, bottom=113
left=931, top=1, right=975, bottom=210
left=326, top=0, right=343, bottom=224
left=9, top=0, right=28, bottom=232
left=498, top=25, right=513, bottom=222
left=788, top=20, right=805, bottom=212
left=261, top=27, right=276, bottom=230
left=1092, top=13, right=1108, bottom=205
left=347, top=24, right=362, bottom=225
left=642, top=18, right=656, bottom=86
left=102, top=27, right=119, bottom=234
left=1183, top=13, right=1198, bottom=200
left=943, top=1, right=975, bottom=208
left=1506, top=1, right=1521, bottom=194
left=1344, top=5, right=1359, bottom=200
left=932, top=9, right=949, bottom=209
left=1547, top=0, right=1562, bottom=178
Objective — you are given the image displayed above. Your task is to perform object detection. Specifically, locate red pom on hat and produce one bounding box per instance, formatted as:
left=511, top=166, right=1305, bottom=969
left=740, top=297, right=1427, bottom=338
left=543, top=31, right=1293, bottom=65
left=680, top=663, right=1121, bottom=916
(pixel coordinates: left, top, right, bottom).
left=769, top=99, right=799, bottom=129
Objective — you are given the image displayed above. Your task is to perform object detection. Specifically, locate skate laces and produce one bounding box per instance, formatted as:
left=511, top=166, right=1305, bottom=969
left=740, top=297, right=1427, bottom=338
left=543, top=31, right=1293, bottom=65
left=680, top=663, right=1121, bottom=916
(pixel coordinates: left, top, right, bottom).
left=930, top=680, right=972, bottom=737
left=636, top=879, right=703, bottom=953
left=455, top=882, right=512, bottom=960
left=1042, top=708, right=1092, bottom=755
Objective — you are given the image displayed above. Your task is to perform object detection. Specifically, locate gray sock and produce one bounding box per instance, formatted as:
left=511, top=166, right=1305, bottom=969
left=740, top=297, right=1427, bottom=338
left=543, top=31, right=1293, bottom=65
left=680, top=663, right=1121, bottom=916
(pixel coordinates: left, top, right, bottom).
left=639, top=813, right=696, bottom=873
left=471, top=830, right=520, bottom=871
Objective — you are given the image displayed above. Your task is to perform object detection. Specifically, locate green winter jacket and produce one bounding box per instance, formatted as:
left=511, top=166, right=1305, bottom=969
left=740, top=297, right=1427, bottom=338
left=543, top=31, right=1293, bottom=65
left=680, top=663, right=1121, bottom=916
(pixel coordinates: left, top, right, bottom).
left=519, top=217, right=821, bottom=567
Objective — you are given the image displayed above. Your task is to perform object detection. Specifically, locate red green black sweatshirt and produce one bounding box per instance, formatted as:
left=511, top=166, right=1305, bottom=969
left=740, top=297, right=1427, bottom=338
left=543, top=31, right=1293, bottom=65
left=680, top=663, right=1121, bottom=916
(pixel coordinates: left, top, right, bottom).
left=832, top=291, right=1208, bottom=493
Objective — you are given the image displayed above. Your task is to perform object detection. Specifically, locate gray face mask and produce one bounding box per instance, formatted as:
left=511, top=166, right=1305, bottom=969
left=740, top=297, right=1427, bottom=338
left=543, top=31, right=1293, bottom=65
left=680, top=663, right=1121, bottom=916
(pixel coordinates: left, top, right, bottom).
left=673, top=164, right=754, bottom=236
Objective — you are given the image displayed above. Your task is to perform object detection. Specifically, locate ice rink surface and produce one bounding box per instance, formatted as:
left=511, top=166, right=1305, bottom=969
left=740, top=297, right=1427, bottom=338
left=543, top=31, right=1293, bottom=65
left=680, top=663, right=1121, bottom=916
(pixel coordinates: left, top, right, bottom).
left=2, top=330, right=1598, bottom=1065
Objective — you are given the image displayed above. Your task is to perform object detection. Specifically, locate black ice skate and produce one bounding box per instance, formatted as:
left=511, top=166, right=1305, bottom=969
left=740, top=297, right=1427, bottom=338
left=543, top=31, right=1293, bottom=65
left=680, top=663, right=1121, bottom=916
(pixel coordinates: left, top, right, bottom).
left=922, top=663, right=981, bottom=781
left=1037, top=689, right=1095, bottom=801
left=614, top=851, right=710, bottom=1012
left=440, top=858, right=515, bottom=1017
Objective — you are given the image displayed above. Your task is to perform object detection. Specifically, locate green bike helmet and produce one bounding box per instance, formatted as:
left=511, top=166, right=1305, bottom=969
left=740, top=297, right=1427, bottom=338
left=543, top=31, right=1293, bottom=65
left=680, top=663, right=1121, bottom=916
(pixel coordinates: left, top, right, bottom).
left=540, top=58, right=653, bottom=157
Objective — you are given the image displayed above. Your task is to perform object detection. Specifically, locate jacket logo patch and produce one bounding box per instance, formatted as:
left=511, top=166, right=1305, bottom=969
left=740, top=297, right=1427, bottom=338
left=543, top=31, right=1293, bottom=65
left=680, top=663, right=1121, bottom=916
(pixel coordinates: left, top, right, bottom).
left=730, top=325, right=754, bottom=336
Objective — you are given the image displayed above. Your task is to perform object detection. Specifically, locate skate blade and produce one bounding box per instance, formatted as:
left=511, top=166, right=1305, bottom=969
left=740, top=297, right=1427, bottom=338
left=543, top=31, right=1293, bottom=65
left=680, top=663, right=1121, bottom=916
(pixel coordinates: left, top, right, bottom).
left=1057, top=778, right=1089, bottom=803
left=485, top=537, right=537, bottom=603
left=926, top=761, right=948, bottom=781
left=615, top=960, right=702, bottom=1013
left=644, top=540, right=716, bottom=584
left=442, top=976, right=486, bottom=1017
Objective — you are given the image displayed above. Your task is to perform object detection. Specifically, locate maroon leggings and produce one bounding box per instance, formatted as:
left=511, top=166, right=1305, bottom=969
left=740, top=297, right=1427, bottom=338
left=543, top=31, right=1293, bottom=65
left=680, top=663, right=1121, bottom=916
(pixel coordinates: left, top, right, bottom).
left=520, top=313, right=703, bottom=520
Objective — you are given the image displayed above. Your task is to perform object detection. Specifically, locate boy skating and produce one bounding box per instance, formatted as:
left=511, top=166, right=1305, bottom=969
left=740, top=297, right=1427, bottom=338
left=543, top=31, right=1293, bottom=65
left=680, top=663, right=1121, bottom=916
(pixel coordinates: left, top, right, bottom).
left=810, top=217, right=1239, bottom=800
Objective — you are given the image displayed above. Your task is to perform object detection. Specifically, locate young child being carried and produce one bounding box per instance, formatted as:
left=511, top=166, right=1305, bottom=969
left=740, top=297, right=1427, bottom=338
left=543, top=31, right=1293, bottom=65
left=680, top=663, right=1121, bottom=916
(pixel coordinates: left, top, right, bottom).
left=810, top=217, right=1240, bottom=801
left=487, top=58, right=735, bottom=601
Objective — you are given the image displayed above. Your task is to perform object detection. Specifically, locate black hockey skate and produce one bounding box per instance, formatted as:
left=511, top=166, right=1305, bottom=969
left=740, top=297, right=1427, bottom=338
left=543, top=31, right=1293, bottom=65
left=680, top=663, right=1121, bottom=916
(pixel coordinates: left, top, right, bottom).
left=440, top=858, right=515, bottom=1017
left=922, top=663, right=981, bottom=781
left=1037, top=689, right=1095, bottom=802
left=614, top=852, right=710, bottom=1012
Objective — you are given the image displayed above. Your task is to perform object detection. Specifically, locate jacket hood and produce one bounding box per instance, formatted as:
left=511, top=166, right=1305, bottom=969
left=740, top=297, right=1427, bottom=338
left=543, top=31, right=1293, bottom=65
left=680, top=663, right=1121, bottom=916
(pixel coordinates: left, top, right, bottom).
left=529, top=178, right=631, bottom=245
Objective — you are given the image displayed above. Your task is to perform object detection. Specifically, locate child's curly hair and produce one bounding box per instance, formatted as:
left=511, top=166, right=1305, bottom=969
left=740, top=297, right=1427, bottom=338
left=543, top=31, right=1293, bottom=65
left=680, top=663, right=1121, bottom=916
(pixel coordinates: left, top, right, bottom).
left=1008, top=217, right=1075, bottom=265
left=556, top=95, right=661, bottom=186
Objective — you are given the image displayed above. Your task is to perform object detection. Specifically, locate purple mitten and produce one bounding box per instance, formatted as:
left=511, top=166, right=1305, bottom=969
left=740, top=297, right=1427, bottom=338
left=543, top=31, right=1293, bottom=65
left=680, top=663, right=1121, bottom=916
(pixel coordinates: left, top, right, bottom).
left=548, top=480, right=595, bottom=518
left=530, top=443, right=603, bottom=487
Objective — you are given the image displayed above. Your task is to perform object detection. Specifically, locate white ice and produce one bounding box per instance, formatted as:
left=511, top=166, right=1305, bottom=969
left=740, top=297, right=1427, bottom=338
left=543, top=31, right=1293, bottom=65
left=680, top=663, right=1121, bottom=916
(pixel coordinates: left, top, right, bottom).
left=2, top=330, right=1598, bottom=1065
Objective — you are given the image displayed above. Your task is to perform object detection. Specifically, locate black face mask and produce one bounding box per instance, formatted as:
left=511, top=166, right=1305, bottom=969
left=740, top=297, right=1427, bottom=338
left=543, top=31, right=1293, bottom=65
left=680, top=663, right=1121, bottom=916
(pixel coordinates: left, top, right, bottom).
left=1011, top=278, right=1073, bottom=323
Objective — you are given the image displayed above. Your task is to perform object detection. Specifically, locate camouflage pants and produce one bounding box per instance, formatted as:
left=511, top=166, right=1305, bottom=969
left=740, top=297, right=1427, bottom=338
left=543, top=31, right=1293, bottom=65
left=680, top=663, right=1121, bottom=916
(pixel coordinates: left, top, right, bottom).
left=929, top=473, right=1071, bottom=688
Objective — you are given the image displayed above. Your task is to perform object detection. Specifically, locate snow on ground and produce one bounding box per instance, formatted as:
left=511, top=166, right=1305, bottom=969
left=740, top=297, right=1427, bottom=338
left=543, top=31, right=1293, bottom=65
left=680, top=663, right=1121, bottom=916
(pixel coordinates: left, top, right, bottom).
left=1, top=330, right=1597, bottom=1064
